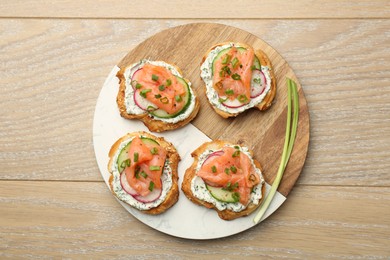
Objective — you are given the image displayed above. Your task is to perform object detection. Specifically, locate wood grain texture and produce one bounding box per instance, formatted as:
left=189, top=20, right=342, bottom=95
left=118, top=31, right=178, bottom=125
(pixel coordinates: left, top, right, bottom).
left=1, top=19, right=389, bottom=186
left=0, top=181, right=389, bottom=258
left=1, top=0, right=390, bottom=255
left=116, top=23, right=309, bottom=196
left=1, top=0, right=390, bottom=19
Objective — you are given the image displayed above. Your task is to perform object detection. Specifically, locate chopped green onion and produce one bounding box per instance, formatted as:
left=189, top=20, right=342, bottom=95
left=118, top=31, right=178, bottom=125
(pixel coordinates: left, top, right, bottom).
left=150, top=147, right=158, bottom=155
left=120, top=159, right=131, bottom=169
left=232, top=73, right=241, bottom=80
left=140, top=89, right=151, bottom=98
left=253, top=78, right=299, bottom=224
left=218, top=97, right=228, bottom=103
left=166, top=79, right=172, bottom=86
left=211, top=165, right=217, bottom=173
left=154, top=94, right=162, bottom=99
left=232, top=192, right=240, bottom=202
left=160, top=97, right=169, bottom=104
left=234, top=145, right=240, bottom=150
left=230, top=165, right=237, bottom=173
left=147, top=105, right=156, bottom=111
left=224, top=168, right=230, bottom=175
left=175, top=95, right=182, bottom=102
left=251, top=65, right=257, bottom=70
left=135, top=167, right=141, bottom=179
left=253, top=78, right=261, bottom=84
left=133, top=152, right=139, bottom=163
left=149, top=165, right=161, bottom=171
left=152, top=74, right=158, bottom=81
left=149, top=181, right=155, bottom=191
left=231, top=57, right=239, bottom=68
left=232, top=150, right=240, bottom=157
left=158, top=85, right=165, bottom=91
left=140, top=171, right=148, bottom=178
left=222, top=182, right=232, bottom=191
left=220, top=66, right=231, bottom=77
left=237, top=94, right=248, bottom=103
left=221, top=54, right=231, bottom=64
left=135, top=83, right=142, bottom=89
left=225, top=89, right=234, bottom=96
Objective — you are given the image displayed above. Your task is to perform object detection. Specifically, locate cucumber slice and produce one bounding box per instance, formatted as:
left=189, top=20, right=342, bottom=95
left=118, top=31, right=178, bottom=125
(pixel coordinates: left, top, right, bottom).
left=150, top=76, right=191, bottom=119
left=211, top=46, right=261, bottom=76
left=116, top=137, right=160, bottom=172
left=206, top=184, right=240, bottom=203
left=117, top=141, right=132, bottom=173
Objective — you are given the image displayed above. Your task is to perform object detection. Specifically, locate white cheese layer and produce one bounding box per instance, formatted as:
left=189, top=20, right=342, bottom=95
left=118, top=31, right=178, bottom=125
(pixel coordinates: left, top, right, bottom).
left=190, top=145, right=265, bottom=212
left=111, top=137, right=173, bottom=210
left=200, top=43, right=272, bottom=114
left=123, top=59, right=196, bottom=124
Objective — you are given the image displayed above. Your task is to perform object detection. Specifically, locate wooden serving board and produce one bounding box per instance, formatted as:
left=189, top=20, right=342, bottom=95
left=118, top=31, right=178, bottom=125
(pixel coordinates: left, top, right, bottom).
left=118, top=23, right=310, bottom=197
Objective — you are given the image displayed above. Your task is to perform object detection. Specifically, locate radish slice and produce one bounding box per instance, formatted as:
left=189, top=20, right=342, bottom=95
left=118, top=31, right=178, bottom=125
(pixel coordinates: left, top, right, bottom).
left=120, top=172, right=138, bottom=196
left=133, top=89, right=158, bottom=111
left=221, top=97, right=246, bottom=108
left=250, top=69, right=266, bottom=98
left=134, top=187, right=162, bottom=203
left=201, top=150, right=224, bottom=167
left=130, top=68, right=143, bottom=89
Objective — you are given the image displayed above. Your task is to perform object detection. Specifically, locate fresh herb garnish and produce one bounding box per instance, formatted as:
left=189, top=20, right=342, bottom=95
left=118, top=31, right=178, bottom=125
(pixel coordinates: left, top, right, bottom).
left=150, top=147, right=158, bottom=155
left=133, top=152, right=139, bottom=163
left=149, top=165, right=161, bottom=171
left=232, top=73, right=241, bottom=80
left=253, top=78, right=300, bottom=224
left=231, top=57, right=239, bottom=68
left=140, top=171, right=148, bottom=178
left=211, top=165, right=217, bottom=173
left=135, top=83, right=142, bottom=89
left=175, top=95, right=182, bottom=102
left=225, top=89, right=234, bottom=96
left=148, top=181, right=155, bottom=191
left=232, top=192, right=240, bottom=202
left=230, top=165, right=237, bottom=173
left=140, top=89, right=151, bottom=98
left=158, top=85, right=165, bottom=91
left=166, top=79, right=172, bottom=86
left=237, top=94, right=248, bottom=103
left=160, top=97, right=169, bottom=104
left=232, top=150, right=240, bottom=157
left=152, top=74, right=159, bottom=81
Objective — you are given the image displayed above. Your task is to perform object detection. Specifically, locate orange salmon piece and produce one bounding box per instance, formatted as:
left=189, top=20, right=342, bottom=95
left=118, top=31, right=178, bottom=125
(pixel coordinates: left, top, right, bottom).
left=196, top=146, right=260, bottom=205
left=132, top=63, right=186, bottom=114
left=213, top=47, right=254, bottom=104
left=124, top=137, right=166, bottom=196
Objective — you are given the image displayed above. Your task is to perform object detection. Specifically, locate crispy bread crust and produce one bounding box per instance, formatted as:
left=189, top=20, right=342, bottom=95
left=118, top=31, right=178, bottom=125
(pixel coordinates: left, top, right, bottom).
left=181, top=140, right=266, bottom=220
left=200, top=42, right=276, bottom=118
left=108, top=131, right=180, bottom=215
left=116, top=62, right=200, bottom=132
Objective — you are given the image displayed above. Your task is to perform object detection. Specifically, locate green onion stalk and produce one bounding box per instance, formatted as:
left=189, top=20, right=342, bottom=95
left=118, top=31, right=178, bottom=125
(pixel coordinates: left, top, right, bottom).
left=253, top=78, right=299, bottom=224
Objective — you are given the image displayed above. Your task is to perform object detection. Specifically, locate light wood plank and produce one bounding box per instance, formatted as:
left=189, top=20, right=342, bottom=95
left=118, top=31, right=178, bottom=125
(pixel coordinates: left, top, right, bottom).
left=0, top=19, right=389, bottom=186
left=0, top=181, right=389, bottom=258
left=0, top=0, right=389, bottom=19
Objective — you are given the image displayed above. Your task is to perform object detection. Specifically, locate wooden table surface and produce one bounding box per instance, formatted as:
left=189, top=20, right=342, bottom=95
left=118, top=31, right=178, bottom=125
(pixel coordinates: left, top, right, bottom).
left=1, top=1, right=389, bottom=258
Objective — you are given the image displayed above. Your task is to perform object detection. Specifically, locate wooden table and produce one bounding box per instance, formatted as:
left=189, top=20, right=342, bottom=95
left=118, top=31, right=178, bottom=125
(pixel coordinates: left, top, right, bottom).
left=1, top=1, right=389, bottom=258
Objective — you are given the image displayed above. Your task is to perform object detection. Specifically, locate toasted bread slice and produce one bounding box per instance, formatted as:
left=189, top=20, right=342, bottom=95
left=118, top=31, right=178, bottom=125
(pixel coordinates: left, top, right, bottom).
left=200, top=42, right=276, bottom=118
left=108, top=131, right=180, bottom=215
left=181, top=140, right=265, bottom=220
left=116, top=60, right=200, bottom=132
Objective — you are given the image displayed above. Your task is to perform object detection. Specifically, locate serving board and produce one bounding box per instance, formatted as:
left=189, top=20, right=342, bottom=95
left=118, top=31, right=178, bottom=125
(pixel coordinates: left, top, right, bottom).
left=117, top=23, right=310, bottom=197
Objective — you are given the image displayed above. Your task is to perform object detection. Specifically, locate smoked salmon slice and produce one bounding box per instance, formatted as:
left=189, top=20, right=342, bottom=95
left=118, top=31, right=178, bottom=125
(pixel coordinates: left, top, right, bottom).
left=213, top=47, right=254, bottom=105
left=124, top=136, right=166, bottom=197
left=132, top=63, right=186, bottom=115
left=196, top=146, right=260, bottom=205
